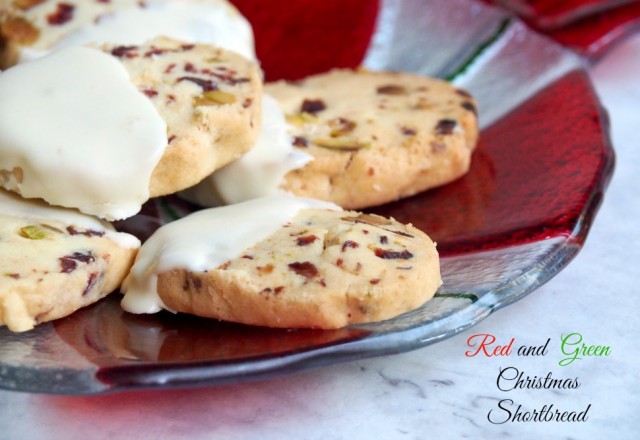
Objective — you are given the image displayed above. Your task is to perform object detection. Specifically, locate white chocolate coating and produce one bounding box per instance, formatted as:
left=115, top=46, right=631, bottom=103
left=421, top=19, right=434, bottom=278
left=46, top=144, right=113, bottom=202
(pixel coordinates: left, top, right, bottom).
left=0, top=47, right=167, bottom=220
left=180, top=94, right=312, bottom=206
left=121, top=195, right=340, bottom=314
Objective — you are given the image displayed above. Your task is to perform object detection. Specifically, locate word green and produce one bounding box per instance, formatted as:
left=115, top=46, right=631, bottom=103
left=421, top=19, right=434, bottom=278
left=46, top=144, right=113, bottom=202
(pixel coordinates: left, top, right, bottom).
left=559, top=332, right=610, bottom=366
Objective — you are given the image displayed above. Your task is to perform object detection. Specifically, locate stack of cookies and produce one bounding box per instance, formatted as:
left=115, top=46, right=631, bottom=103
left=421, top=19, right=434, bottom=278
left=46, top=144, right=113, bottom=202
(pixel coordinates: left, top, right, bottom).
left=0, top=0, right=478, bottom=332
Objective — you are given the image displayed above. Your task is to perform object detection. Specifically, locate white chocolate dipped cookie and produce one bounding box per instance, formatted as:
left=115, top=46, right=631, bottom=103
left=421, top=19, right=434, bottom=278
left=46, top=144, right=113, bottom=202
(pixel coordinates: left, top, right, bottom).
left=0, top=0, right=255, bottom=68
left=0, top=37, right=262, bottom=220
left=121, top=195, right=441, bottom=329
left=0, top=189, right=139, bottom=332
left=266, top=68, right=479, bottom=209
left=108, top=37, right=262, bottom=199
left=179, top=93, right=312, bottom=207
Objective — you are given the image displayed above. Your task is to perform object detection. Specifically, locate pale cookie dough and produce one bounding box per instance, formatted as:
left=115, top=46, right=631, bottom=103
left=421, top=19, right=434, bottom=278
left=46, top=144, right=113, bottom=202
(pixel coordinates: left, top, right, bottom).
left=122, top=195, right=441, bottom=329
left=108, top=37, right=262, bottom=198
left=0, top=190, right=140, bottom=332
left=266, top=68, right=479, bottom=209
left=0, top=0, right=255, bottom=68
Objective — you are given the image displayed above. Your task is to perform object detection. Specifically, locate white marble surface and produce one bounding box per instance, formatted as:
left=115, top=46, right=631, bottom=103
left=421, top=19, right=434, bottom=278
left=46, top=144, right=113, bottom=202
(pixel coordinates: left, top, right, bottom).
left=2, top=32, right=640, bottom=440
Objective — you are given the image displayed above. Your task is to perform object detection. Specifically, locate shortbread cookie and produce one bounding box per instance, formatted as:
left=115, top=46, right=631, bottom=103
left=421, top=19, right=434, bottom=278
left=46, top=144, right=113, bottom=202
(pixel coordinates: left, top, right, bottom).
left=112, top=37, right=262, bottom=198
left=0, top=190, right=140, bottom=332
left=0, top=37, right=262, bottom=220
left=121, top=195, right=440, bottom=329
left=0, top=0, right=255, bottom=68
left=265, top=68, right=479, bottom=209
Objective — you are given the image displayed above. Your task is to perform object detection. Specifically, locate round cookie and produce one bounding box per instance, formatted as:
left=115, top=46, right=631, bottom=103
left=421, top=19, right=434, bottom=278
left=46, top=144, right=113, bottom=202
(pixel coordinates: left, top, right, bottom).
left=121, top=195, right=441, bottom=329
left=108, top=36, right=262, bottom=198
left=0, top=190, right=140, bottom=332
left=0, top=37, right=262, bottom=219
left=0, top=0, right=255, bottom=68
left=265, top=68, right=479, bottom=210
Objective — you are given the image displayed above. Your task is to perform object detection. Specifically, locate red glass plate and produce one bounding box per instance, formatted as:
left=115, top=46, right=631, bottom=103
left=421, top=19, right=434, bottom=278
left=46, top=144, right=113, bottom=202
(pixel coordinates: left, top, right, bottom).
left=491, top=0, right=638, bottom=29
left=546, top=1, right=640, bottom=60
left=488, top=0, right=640, bottom=61
left=0, top=0, right=614, bottom=394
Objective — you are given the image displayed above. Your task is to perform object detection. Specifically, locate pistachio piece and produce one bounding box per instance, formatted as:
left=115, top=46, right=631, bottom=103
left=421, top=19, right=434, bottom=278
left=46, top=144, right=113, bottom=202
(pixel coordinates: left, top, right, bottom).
left=1, top=17, right=39, bottom=44
left=193, top=90, right=237, bottom=106
left=313, top=136, right=370, bottom=151
left=286, top=112, right=318, bottom=127
left=205, top=49, right=226, bottom=63
left=19, top=225, right=48, bottom=240
left=328, top=117, right=357, bottom=137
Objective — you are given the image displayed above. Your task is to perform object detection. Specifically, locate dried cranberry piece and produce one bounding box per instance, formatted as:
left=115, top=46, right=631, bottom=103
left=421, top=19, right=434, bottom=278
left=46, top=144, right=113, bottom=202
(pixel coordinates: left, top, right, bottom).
left=110, top=46, right=137, bottom=58
left=300, top=99, right=326, bottom=114
left=82, top=272, right=99, bottom=296
left=461, top=102, right=477, bottom=116
left=293, top=136, right=308, bottom=147
left=177, top=76, right=217, bottom=91
left=296, top=235, right=318, bottom=246
left=47, top=3, right=74, bottom=25
left=374, top=248, right=413, bottom=260
left=66, top=226, right=104, bottom=237
left=288, top=261, right=319, bottom=279
left=59, top=251, right=95, bottom=273
left=435, top=119, right=457, bottom=135
left=342, top=240, right=359, bottom=252
left=206, top=71, right=249, bottom=86
left=401, top=126, right=416, bottom=136
left=143, top=47, right=169, bottom=58
left=141, top=88, right=158, bottom=98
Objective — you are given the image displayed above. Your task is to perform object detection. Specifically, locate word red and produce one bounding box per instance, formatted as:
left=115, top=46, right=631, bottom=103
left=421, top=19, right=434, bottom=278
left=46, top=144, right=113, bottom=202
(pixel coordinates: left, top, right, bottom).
left=465, top=333, right=514, bottom=357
